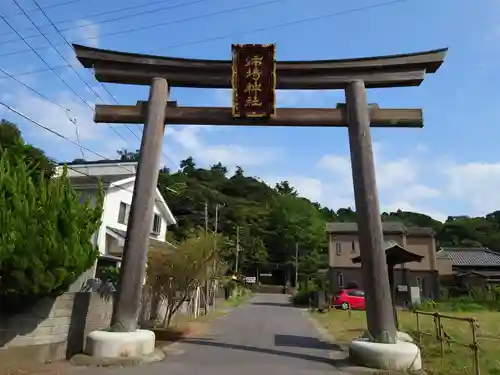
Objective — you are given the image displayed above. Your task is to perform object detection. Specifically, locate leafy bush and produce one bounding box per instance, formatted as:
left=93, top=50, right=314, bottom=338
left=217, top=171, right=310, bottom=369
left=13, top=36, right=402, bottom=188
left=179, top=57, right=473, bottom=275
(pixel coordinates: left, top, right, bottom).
left=292, top=280, right=320, bottom=306
left=146, top=232, right=226, bottom=327
left=100, top=266, right=120, bottom=284
left=0, top=150, right=103, bottom=312
left=292, top=289, right=313, bottom=306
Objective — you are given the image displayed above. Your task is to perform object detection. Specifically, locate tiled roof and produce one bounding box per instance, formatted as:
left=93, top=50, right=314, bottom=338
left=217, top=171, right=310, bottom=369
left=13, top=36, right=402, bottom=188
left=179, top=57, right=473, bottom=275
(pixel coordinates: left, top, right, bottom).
left=406, top=226, right=435, bottom=236
left=325, top=222, right=434, bottom=236
left=326, top=222, right=404, bottom=233
left=436, top=248, right=500, bottom=267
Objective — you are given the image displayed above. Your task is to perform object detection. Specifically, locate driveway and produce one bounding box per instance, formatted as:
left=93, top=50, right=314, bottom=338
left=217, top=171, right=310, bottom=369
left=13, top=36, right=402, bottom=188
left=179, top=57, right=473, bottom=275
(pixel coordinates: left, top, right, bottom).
left=80, top=294, right=352, bottom=375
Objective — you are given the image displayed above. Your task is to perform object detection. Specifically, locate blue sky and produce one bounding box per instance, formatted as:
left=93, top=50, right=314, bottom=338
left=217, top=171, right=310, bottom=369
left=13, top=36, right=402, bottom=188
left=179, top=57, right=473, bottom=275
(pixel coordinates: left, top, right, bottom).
left=0, top=0, right=498, bottom=221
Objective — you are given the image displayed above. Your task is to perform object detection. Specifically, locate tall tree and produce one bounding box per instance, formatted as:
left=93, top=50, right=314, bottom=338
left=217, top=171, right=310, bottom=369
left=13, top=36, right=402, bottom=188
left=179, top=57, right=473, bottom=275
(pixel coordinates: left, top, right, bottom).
left=0, top=119, right=54, bottom=180
left=0, top=149, right=103, bottom=312
left=117, top=148, right=140, bottom=161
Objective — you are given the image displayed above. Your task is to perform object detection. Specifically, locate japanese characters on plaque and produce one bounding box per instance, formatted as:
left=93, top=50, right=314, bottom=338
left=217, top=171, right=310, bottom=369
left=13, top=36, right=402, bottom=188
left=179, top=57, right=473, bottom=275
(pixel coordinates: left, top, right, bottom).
left=231, top=44, right=276, bottom=118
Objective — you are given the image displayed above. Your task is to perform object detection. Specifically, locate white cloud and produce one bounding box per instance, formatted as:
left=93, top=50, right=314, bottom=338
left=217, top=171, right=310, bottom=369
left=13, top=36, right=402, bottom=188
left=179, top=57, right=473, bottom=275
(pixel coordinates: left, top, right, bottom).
left=317, top=154, right=351, bottom=176
left=445, top=162, right=500, bottom=215
left=263, top=147, right=500, bottom=221
left=14, top=90, right=97, bottom=141
left=381, top=201, right=447, bottom=223
left=262, top=175, right=324, bottom=202
left=5, top=87, right=129, bottom=159
left=63, top=19, right=100, bottom=68
left=313, top=143, right=447, bottom=219
left=67, top=19, right=100, bottom=48
left=167, top=125, right=281, bottom=167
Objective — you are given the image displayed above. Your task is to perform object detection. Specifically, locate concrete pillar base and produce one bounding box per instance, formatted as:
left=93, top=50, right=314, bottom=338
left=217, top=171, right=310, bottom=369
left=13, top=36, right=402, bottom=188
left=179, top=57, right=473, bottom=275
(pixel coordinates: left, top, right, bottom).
left=349, top=338, right=422, bottom=371
left=85, top=329, right=155, bottom=358
left=361, top=330, right=414, bottom=343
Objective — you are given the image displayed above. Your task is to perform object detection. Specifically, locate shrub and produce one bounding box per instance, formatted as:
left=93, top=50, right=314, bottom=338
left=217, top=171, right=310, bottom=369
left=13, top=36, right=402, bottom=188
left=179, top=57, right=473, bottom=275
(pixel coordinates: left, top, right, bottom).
left=0, top=150, right=103, bottom=312
left=292, top=289, right=313, bottom=306
left=100, top=266, right=120, bottom=284
left=292, top=280, right=320, bottom=306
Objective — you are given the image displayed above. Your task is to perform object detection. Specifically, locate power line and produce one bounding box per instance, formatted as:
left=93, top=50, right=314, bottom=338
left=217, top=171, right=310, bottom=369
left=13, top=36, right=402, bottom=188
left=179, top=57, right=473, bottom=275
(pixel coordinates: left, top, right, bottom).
left=27, top=0, right=176, bottom=167
left=0, top=98, right=130, bottom=169
left=0, top=0, right=411, bottom=63
left=0, top=11, right=90, bottom=109
left=0, top=62, right=85, bottom=157
left=59, top=0, right=208, bottom=33
left=25, top=0, right=143, bottom=142
left=4, top=0, right=86, bottom=16
left=0, top=5, right=93, bottom=159
left=3, top=3, right=129, bottom=162
left=0, top=0, right=174, bottom=40
left=0, top=0, right=297, bottom=59
left=0, top=66, right=70, bottom=111
left=1, top=1, right=141, bottom=155
left=0, top=99, right=180, bottom=199
left=72, top=0, right=296, bottom=43
left=0, top=0, right=210, bottom=46
left=163, top=0, right=410, bottom=50
left=0, top=64, right=68, bottom=80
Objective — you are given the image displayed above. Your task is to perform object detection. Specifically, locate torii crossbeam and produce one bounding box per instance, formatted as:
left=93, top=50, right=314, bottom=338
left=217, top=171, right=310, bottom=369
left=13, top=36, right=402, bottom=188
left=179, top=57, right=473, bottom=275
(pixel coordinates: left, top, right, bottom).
left=73, top=44, right=447, bottom=348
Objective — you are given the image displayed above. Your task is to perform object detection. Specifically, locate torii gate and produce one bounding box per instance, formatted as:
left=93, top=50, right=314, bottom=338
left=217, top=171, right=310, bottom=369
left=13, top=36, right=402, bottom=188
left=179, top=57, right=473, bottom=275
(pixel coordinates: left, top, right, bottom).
left=73, top=44, right=446, bottom=352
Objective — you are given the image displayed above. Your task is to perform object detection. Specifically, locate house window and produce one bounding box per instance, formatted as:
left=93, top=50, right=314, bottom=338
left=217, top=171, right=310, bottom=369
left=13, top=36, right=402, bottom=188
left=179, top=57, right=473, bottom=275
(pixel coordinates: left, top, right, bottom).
left=152, top=214, right=162, bottom=234
left=351, top=241, right=356, bottom=253
left=118, top=202, right=130, bottom=225
left=336, top=243, right=342, bottom=256
left=337, top=272, right=344, bottom=288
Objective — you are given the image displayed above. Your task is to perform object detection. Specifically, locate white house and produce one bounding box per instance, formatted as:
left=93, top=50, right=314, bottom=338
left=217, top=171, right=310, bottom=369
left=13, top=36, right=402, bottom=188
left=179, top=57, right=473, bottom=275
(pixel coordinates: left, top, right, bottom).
left=55, top=160, right=177, bottom=276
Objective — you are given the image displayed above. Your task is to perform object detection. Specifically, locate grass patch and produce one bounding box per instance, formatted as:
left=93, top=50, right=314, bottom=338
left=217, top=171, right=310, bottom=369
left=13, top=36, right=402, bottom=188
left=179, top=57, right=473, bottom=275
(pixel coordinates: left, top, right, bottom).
left=311, top=309, right=500, bottom=375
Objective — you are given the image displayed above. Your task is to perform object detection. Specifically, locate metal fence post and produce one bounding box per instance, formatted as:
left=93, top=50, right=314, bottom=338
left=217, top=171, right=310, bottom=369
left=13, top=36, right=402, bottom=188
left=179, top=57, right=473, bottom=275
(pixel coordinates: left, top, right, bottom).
left=415, top=311, right=421, bottom=344
left=437, top=313, right=444, bottom=356
left=470, top=318, right=480, bottom=375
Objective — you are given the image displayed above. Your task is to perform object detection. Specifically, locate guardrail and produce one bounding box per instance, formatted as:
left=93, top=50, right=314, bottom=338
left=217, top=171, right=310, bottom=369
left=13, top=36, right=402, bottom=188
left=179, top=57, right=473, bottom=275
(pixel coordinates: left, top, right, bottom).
left=412, top=310, right=480, bottom=375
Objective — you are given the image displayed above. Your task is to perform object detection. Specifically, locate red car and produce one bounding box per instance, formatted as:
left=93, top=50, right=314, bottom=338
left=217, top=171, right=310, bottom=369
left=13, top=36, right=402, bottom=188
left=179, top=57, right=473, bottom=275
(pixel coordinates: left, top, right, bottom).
left=332, top=289, right=366, bottom=310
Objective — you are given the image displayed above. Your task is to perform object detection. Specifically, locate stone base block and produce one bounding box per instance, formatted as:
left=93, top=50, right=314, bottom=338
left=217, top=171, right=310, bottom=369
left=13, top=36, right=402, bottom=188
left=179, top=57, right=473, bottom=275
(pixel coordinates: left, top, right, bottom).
left=84, top=329, right=155, bottom=358
left=349, top=338, right=422, bottom=371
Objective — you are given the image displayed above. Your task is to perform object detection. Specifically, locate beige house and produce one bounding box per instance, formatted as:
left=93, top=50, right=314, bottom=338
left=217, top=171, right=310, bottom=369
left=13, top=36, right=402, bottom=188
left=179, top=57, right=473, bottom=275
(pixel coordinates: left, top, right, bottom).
left=327, top=222, right=440, bottom=305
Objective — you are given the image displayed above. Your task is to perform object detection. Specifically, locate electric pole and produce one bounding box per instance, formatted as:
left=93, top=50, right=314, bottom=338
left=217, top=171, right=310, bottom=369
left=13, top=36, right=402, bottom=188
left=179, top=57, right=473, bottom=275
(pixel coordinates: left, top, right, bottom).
left=235, top=226, right=240, bottom=274
left=204, top=202, right=208, bottom=236
left=211, top=204, right=220, bottom=309
left=203, top=201, right=209, bottom=314
left=295, top=243, right=299, bottom=288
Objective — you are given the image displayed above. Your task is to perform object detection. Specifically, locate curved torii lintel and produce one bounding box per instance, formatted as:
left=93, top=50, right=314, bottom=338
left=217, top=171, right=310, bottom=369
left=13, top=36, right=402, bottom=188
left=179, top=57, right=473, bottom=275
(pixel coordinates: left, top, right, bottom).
left=73, top=44, right=447, bottom=89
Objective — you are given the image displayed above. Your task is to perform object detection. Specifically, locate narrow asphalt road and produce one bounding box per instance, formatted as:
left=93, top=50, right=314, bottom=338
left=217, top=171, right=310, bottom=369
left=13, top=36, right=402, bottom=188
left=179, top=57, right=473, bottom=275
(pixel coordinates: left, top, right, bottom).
left=83, top=294, right=352, bottom=375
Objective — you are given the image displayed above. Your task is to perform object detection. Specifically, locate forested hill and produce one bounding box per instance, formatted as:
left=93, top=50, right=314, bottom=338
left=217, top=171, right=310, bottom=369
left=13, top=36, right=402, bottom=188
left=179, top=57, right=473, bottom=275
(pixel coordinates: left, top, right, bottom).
left=81, top=148, right=500, bottom=272
left=3, top=118, right=500, bottom=276
left=123, top=150, right=500, bottom=272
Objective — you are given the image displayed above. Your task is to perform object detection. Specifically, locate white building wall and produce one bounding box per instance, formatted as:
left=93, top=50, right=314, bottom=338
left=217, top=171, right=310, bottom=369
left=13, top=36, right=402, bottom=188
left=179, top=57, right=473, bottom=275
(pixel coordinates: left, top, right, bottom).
left=73, top=179, right=170, bottom=257
left=99, top=180, right=168, bottom=255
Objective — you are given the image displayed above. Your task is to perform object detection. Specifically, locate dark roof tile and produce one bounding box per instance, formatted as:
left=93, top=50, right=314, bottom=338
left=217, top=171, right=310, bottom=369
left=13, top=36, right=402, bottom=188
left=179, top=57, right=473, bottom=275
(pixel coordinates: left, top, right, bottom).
left=436, top=248, right=500, bottom=267
left=325, top=222, right=434, bottom=236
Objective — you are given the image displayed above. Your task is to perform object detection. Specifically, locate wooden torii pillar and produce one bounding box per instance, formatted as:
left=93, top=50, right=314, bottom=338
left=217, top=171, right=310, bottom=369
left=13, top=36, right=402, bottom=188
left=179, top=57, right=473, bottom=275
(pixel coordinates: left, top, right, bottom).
left=73, top=44, right=447, bottom=343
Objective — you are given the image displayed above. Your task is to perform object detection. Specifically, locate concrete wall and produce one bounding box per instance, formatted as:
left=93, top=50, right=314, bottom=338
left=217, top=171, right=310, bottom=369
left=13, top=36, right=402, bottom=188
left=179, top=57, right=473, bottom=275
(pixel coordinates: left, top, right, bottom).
left=0, top=292, right=113, bottom=365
